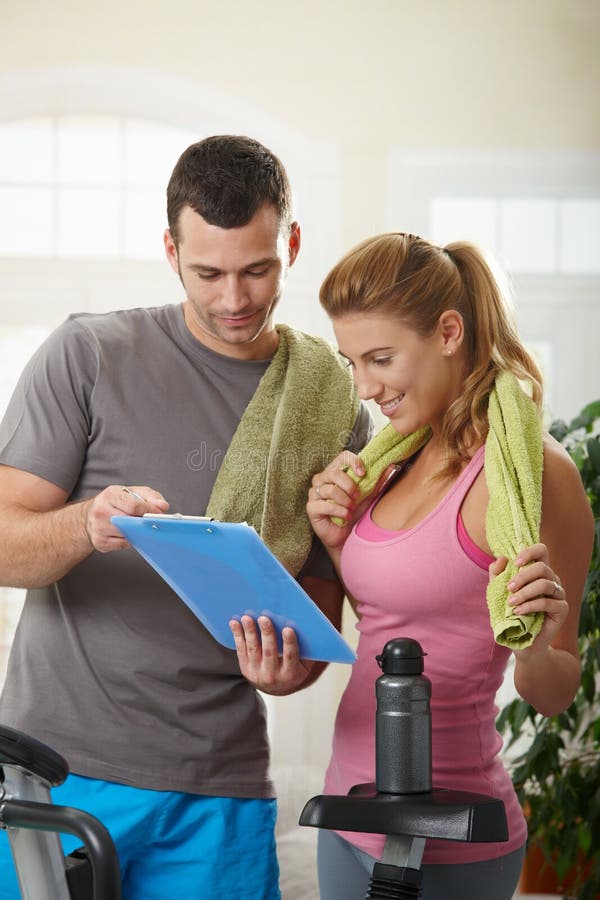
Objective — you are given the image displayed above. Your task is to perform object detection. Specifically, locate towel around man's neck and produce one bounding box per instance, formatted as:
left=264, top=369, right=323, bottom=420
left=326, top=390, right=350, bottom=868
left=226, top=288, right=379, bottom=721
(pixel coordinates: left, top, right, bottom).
left=332, top=370, right=544, bottom=649
left=206, top=324, right=360, bottom=577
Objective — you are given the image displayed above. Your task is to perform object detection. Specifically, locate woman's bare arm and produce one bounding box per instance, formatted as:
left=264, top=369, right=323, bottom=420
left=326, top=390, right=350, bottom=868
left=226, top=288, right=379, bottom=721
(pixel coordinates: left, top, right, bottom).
left=508, top=436, right=594, bottom=715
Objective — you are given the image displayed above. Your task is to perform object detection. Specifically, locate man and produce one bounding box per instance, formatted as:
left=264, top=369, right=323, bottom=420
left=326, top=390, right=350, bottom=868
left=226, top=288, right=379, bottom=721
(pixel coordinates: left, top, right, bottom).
left=0, top=135, right=370, bottom=899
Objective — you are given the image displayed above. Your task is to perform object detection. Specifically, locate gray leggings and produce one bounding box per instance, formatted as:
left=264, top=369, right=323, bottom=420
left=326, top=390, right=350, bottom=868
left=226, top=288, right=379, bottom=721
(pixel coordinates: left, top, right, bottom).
left=317, top=830, right=525, bottom=900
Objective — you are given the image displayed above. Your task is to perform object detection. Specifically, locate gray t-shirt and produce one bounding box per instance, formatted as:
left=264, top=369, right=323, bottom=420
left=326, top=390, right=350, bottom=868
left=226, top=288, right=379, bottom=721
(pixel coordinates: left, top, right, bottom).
left=0, top=305, right=372, bottom=797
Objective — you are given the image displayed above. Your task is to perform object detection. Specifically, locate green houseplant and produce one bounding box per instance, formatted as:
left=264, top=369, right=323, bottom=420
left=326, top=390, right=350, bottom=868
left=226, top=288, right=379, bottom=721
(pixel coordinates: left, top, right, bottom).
left=497, top=399, right=600, bottom=900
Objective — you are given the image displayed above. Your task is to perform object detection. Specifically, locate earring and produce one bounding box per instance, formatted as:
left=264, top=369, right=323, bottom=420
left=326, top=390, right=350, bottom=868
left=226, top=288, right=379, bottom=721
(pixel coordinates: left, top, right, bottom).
left=444, top=349, right=453, bottom=356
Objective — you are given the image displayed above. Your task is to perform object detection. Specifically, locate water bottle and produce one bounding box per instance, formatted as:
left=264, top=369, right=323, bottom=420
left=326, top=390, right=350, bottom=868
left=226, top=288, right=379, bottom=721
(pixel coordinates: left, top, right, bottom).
left=375, top=637, right=432, bottom=794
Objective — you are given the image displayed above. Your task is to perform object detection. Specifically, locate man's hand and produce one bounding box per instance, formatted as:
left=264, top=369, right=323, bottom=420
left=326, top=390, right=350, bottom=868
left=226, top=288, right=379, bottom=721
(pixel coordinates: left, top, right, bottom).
left=229, top=615, right=314, bottom=695
left=0, top=467, right=170, bottom=587
left=85, top=485, right=169, bottom=553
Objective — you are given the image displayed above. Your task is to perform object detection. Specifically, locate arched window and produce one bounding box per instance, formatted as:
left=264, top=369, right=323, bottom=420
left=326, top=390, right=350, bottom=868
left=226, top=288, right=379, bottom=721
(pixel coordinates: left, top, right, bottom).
left=0, top=116, right=197, bottom=259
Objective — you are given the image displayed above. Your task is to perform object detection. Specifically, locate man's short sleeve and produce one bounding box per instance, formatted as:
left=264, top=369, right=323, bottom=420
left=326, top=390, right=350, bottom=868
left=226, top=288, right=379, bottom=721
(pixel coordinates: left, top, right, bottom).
left=0, top=318, right=96, bottom=493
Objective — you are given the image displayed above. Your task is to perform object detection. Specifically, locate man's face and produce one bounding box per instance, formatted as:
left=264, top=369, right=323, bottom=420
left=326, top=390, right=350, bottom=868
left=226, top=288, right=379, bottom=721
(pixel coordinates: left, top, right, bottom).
left=164, top=204, right=300, bottom=359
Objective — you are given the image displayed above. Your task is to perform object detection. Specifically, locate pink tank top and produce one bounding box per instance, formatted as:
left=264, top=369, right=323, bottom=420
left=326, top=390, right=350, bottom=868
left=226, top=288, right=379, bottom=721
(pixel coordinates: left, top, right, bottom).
left=324, top=447, right=526, bottom=864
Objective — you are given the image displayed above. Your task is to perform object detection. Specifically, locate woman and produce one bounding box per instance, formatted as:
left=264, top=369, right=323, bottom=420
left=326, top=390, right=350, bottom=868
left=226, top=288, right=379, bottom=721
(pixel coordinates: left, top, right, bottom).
left=301, top=233, right=594, bottom=900
left=230, top=233, right=594, bottom=899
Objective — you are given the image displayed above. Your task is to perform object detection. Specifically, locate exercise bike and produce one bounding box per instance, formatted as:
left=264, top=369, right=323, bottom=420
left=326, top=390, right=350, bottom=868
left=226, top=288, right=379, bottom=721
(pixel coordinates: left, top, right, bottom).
left=0, top=724, right=121, bottom=900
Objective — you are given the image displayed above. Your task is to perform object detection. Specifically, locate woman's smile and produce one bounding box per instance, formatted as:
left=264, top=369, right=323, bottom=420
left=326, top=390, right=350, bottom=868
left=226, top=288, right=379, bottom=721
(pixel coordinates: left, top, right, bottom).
left=378, top=394, right=405, bottom=416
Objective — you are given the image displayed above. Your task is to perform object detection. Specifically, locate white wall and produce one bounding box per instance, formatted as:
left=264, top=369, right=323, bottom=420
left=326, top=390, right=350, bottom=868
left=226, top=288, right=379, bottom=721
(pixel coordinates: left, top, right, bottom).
left=1, top=0, right=599, bottom=245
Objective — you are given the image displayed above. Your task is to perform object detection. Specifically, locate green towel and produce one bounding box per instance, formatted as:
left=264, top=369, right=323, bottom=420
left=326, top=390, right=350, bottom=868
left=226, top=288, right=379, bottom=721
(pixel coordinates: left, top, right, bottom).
left=485, top=371, right=544, bottom=649
left=206, top=324, right=360, bottom=576
left=330, top=424, right=431, bottom=526
left=330, top=371, right=543, bottom=650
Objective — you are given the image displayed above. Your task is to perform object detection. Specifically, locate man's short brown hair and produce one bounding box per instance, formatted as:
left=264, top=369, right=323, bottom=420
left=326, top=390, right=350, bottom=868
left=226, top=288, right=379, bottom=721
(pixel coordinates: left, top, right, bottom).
left=166, top=135, right=293, bottom=244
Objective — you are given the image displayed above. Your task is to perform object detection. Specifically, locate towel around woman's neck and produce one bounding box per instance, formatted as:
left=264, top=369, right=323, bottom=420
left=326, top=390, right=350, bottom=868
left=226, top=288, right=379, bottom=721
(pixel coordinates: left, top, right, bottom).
left=206, top=324, right=360, bottom=576
left=332, top=370, right=544, bottom=649
left=485, top=371, right=544, bottom=649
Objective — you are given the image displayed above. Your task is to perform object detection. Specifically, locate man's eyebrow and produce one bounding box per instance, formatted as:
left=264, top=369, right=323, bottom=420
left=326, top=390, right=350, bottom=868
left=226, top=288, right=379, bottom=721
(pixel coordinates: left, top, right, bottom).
left=188, top=263, right=220, bottom=273
left=242, top=257, right=276, bottom=269
left=187, top=257, right=276, bottom=273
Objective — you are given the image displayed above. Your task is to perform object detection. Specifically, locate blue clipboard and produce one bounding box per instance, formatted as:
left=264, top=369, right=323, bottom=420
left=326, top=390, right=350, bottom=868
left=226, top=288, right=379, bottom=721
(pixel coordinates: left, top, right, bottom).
left=111, top=514, right=356, bottom=664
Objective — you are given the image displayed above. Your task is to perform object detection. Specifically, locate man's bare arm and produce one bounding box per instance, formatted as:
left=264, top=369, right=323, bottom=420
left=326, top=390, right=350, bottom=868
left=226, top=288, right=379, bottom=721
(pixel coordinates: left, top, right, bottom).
left=0, top=465, right=169, bottom=589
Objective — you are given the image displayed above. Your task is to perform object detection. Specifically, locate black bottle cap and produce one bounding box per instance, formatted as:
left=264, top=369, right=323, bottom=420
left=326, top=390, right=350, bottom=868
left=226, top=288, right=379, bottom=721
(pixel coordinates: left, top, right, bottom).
left=376, top=638, right=426, bottom=675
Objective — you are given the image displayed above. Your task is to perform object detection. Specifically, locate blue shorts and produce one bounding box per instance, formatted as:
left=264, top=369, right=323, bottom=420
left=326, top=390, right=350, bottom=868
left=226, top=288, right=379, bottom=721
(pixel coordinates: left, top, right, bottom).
left=0, top=774, right=280, bottom=900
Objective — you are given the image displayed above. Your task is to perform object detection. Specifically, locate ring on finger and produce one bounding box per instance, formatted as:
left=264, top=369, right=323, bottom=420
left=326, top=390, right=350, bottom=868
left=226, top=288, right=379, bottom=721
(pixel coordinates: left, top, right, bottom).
left=316, top=484, right=322, bottom=497
left=551, top=580, right=563, bottom=596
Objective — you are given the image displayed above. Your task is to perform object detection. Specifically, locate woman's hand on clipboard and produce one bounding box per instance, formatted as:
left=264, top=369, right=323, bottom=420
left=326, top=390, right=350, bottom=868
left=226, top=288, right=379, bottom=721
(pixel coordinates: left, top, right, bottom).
left=229, top=615, right=315, bottom=695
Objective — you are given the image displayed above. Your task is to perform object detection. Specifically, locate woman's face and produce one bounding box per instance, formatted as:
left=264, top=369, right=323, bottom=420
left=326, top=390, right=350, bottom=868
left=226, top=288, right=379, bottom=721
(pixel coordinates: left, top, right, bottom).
left=333, top=312, right=463, bottom=435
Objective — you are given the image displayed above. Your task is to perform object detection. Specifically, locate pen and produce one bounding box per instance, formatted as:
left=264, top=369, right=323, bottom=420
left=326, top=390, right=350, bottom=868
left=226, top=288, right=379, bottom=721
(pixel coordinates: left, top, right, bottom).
left=122, top=486, right=146, bottom=503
